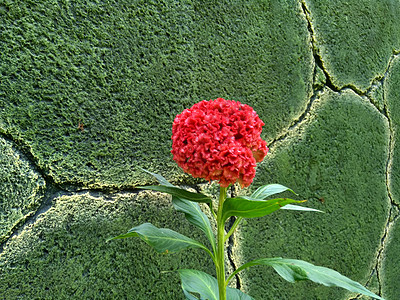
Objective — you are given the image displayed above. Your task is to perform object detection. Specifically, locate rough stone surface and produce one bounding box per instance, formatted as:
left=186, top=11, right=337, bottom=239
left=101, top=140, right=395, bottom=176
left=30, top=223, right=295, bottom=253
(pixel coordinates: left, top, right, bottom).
left=386, top=55, right=400, bottom=205
left=0, top=0, right=312, bottom=189
left=238, top=91, right=389, bottom=299
left=382, top=54, right=400, bottom=300
left=0, top=191, right=214, bottom=299
left=0, top=1, right=399, bottom=299
left=382, top=217, right=400, bottom=300
left=0, top=137, right=45, bottom=243
left=305, top=0, right=400, bottom=91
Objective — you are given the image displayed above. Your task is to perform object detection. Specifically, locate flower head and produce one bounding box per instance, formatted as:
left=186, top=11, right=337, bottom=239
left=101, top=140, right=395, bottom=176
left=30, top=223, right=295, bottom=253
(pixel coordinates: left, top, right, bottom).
left=171, top=98, right=268, bottom=187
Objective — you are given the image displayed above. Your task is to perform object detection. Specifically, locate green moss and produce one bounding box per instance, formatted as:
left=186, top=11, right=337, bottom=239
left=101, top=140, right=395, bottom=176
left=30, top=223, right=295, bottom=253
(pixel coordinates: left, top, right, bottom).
left=0, top=137, right=45, bottom=242
left=191, top=0, right=314, bottom=138
left=368, top=82, right=385, bottom=112
left=382, top=216, right=400, bottom=300
left=237, top=90, right=389, bottom=299
left=313, top=65, right=326, bottom=90
left=385, top=55, right=400, bottom=205
left=306, top=0, right=400, bottom=90
left=0, top=0, right=313, bottom=189
left=0, top=191, right=215, bottom=299
left=382, top=55, right=400, bottom=299
left=1, top=1, right=398, bottom=298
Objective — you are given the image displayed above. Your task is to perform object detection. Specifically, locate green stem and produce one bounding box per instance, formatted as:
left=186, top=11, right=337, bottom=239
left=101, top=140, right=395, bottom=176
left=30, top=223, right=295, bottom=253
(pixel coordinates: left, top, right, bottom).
left=216, top=186, right=227, bottom=300
left=224, top=216, right=242, bottom=243
left=208, top=202, right=218, bottom=220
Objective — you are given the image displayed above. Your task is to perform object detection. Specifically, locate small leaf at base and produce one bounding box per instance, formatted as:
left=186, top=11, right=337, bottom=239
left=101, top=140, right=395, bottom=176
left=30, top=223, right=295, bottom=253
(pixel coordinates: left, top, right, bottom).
left=178, top=269, right=254, bottom=300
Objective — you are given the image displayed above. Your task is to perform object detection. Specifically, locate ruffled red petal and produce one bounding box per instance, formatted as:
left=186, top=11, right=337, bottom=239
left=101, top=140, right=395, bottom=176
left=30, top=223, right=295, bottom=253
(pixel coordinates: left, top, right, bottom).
left=171, top=98, right=268, bottom=187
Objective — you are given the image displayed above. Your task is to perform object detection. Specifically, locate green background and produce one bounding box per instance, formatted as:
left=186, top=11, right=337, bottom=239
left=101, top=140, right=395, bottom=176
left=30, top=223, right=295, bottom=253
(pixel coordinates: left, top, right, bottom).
left=0, top=0, right=399, bottom=299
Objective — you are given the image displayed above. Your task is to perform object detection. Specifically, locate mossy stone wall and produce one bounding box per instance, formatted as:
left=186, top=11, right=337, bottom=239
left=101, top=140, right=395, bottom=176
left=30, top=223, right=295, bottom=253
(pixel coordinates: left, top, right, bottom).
left=0, top=1, right=399, bottom=299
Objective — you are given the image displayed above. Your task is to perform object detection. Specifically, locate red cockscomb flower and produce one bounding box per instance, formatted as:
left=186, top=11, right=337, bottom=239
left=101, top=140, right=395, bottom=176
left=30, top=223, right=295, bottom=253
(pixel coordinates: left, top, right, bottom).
left=171, top=98, right=269, bottom=188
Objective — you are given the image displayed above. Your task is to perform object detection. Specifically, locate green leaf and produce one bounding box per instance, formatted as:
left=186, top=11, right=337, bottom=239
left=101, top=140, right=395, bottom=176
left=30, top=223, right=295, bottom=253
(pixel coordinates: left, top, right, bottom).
left=179, top=269, right=218, bottom=300
left=251, top=184, right=296, bottom=199
left=228, top=258, right=384, bottom=300
left=281, top=204, right=324, bottom=213
left=222, top=197, right=304, bottom=221
left=138, top=185, right=212, bottom=204
left=172, top=196, right=216, bottom=255
left=109, top=223, right=209, bottom=254
left=183, top=290, right=200, bottom=300
left=226, top=287, right=255, bottom=300
left=140, top=170, right=215, bottom=243
left=178, top=269, right=254, bottom=300
left=139, top=169, right=211, bottom=203
left=138, top=169, right=216, bottom=256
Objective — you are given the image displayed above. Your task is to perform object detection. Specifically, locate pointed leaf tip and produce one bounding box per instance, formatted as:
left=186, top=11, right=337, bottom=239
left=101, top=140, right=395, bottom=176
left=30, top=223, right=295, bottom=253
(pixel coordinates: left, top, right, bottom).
left=222, top=197, right=303, bottom=221
left=139, top=168, right=174, bottom=187
left=111, top=223, right=209, bottom=255
left=251, top=184, right=297, bottom=199
left=281, top=204, right=324, bottom=213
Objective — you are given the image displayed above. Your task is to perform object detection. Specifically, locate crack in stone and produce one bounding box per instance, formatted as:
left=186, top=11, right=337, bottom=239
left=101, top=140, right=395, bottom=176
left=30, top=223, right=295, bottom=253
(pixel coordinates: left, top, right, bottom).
left=0, top=128, right=129, bottom=252
left=0, top=184, right=135, bottom=255
left=352, top=56, right=400, bottom=298
left=225, top=185, right=241, bottom=290
left=300, top=0, right=339, bottom=93
left=299, top=2, right=400, bottom=299
left=300, top=0, right=399, bottom=113
left=225, top=216, right=240, bottom=289
left=364, top=52, right=400, bottom=115
left=0, top=185, right=63, bottom=254
left=0, top=125, right=147, bottom=234
left=268, top=0, right=322, bottom=150
left=0, top=127, right=80, bottom=251
left=0, top=130, right=50, bottom=250
left=0, top=129, right=51, bottom=186
left=347, top=54, right=400, bottom=299
left=270, top=10, right=399, bottom=297
left=1, top=2, right=399, bottom=297
left=348, top=114, right=398, bottom=300
left=0, top=126, right=136, bottom=194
